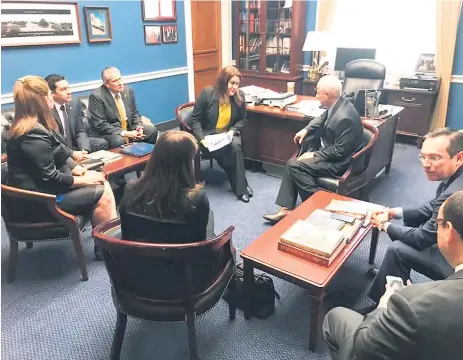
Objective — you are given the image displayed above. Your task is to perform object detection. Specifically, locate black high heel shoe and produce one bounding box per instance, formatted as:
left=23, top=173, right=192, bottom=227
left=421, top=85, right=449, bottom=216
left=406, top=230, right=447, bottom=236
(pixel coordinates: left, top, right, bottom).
left=246, top=186, right=253, bottom=197
left=238, top=194, right=250, bottom=203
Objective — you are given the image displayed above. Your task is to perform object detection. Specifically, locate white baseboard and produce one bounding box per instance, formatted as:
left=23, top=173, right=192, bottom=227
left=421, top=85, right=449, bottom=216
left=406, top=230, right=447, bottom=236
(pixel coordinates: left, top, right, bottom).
left=1, top=66, right=189, bottom=106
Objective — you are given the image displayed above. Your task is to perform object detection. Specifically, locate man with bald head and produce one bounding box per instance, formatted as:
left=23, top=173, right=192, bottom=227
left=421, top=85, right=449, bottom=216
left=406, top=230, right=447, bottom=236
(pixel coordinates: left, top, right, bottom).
left=264, top=75, right=364, bottom=223
left=88, top=66, right=158, bottom=149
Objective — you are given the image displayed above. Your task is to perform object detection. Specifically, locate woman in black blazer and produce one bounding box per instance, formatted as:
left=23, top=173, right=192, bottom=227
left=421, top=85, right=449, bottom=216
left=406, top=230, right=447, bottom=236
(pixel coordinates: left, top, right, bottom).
left=6, top=76, right=117, bottom=259
left=190, top=65, right=253, bottom=203
left=119, top=130, right=214, bottom=242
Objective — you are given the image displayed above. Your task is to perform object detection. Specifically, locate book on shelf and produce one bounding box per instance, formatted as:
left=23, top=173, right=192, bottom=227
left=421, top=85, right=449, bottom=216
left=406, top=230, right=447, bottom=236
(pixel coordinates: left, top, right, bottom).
left=83, top=150, right=122, bottom=164
left=278, top=240, right=346, bottom=267
left=280, top=220, right=345, bottom=258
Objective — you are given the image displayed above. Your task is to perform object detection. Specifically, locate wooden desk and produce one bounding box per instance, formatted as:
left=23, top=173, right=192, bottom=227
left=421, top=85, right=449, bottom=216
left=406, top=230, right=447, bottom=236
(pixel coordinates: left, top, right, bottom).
left=104, top=148, right=150, bottom=180
left=241, top=190, right=375, bottom=351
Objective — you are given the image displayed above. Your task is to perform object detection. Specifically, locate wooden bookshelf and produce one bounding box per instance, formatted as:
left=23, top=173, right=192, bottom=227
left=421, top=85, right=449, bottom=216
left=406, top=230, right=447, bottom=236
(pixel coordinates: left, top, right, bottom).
left=235, top=0, right=307, bottom=93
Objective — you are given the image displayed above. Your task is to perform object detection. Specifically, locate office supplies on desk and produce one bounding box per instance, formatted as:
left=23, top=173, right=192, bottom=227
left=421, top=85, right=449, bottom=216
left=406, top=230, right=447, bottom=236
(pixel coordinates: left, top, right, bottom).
left=79, top=158, right=105, bottom=170
left=119, top=142, right=154, bottom=157
left=84, top=150, right=122, bottom=163
left=286, top=100, right=325, bottom=117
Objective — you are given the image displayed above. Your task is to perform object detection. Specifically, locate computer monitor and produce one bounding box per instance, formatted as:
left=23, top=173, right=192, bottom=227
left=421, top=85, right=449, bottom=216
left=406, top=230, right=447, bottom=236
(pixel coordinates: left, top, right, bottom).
left=334, top=48, right=377, bottom=71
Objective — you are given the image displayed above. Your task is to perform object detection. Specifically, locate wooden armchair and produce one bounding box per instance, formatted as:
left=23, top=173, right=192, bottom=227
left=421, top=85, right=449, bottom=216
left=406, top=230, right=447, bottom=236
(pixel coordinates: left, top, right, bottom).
left=296, top=121, right=379, bottom=201
left=175, top=102, right=213, bottom=181
left=93, top=218, right=237, bottom=360
left=1, top=182, right=89, bottom=282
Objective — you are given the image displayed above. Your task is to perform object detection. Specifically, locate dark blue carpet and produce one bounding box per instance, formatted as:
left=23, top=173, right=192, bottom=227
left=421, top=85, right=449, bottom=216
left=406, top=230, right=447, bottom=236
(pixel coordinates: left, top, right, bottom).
left=1, top=142, right=436, bottom=360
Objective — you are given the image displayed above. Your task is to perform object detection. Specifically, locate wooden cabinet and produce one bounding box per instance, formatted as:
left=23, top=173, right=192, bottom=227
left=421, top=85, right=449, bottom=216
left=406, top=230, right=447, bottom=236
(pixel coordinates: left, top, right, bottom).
left=302, top=79, right=317, bottom=96
left=385, top=89, right=438, bottom=138
left=234, top=0, right=307, bottom=93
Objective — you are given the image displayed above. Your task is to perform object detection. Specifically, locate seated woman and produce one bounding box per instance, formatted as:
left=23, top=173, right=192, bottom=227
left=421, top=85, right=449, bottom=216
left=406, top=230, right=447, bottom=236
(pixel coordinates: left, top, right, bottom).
left=190, top=65, right=253, bottom=203
left=119, top=130, right=214, bottom=243
left=6, top=76, right=117, bottom=260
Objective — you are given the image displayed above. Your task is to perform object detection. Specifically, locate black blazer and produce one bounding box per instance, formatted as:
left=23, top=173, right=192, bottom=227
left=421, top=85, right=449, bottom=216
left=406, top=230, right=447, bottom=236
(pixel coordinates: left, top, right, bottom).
left=88, top=85, right=143, bottom=136
left=302, top=96, right=364, bottom=168
left=190, top=87, right=247, bottom=141
left=387, top=166, right=463, bottom=250
left=119, top=180, right=210, bottom=243
left=352, top=269, right=463, bottom=360
left=6, top=123, right=75, bottom=194
left=52, top=98, right=90, bottom=151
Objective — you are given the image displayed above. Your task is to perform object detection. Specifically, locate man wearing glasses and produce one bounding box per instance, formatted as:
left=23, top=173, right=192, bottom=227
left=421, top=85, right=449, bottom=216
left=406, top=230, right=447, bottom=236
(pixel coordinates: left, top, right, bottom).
left=359, top=128, right=463, bottom=314
left=88, top=67, right=158, bottom=149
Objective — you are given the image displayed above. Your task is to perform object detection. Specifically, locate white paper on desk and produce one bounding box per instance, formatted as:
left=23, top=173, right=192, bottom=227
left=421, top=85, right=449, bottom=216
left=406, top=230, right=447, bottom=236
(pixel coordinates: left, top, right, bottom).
left=204, top=133, right=232, bottom=152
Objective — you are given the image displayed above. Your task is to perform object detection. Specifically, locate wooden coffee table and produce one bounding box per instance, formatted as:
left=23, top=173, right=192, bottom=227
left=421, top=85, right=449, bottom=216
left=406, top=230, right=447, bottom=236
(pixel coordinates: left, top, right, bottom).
left=103, top=148, right=151, bottom=180
left=241, top=190, right=377, bottom=351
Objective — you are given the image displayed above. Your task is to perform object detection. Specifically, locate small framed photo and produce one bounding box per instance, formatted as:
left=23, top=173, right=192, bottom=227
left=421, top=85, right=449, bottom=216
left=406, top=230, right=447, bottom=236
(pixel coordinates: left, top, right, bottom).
left=415, top=53, right=435, bottom=74
left=84, top=6, right=112, bottom=43
left=144, top=25, right=162, bottom=45
left=162, top=24, right=178, bottom=44
left=142, top=0, right=176, bottom=21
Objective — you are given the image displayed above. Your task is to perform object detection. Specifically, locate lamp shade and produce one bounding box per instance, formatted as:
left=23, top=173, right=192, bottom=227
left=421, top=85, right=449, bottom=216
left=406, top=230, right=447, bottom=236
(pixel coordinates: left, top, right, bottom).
left=302, top=31, right=332, bottom=52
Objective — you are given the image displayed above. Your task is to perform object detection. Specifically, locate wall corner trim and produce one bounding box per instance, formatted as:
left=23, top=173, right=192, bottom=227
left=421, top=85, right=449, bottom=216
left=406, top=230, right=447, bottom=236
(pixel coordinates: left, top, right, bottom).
left=1, top=66, right=189, bottom=105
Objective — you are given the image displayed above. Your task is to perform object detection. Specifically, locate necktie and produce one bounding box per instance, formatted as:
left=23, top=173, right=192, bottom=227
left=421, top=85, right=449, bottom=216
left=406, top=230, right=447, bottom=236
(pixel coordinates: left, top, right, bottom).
left=435, top=182, right=446, bottom=198
left=115, top=94, right=128, bottom=143
left=60, top=105, right=73, bottom=148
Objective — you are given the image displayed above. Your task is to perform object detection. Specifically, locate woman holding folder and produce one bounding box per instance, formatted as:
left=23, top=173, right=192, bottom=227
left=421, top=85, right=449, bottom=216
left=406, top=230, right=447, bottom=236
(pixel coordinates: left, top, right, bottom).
left=190, top=65, right=252, bottom=203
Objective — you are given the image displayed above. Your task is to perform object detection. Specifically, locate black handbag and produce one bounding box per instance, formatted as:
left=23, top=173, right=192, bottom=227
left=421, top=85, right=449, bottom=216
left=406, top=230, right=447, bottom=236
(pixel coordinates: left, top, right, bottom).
left=223, top=262, right=280, bottom=319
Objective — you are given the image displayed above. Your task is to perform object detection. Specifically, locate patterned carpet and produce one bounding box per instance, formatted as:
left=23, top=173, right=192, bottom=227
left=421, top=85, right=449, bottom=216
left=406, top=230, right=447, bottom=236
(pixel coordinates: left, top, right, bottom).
left=1, top=142, right=437, bottom=360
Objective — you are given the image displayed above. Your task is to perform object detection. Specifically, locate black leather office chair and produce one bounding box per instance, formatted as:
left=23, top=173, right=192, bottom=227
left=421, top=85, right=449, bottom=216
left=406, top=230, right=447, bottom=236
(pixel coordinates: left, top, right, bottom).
left=343, top=59, right=386, bottom=97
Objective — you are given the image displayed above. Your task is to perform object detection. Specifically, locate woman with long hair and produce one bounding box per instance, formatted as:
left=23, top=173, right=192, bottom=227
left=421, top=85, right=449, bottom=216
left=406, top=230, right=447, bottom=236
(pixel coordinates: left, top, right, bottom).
left=6, top=76, right=117, bottom=259
left=189, top=65, right=252, bottom=203
left=119, top=130, right=213, bottom=242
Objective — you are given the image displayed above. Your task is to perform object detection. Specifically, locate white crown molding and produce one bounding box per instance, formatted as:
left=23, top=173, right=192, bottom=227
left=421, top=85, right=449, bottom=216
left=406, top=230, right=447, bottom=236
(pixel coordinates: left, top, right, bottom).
left=451, top=74, right=463, bottom=83
left=1, top=66, right=189, bottom=105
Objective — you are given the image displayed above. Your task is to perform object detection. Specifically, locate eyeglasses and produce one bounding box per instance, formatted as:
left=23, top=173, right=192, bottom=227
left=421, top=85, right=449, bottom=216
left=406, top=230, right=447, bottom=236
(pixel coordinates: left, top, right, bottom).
left=418, top=154, right=446, bottom=162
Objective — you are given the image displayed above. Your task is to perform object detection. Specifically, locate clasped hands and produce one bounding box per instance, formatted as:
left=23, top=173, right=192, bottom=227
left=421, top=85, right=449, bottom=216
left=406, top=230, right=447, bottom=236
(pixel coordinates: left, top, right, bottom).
left=125, top=128, right=145, bottom=140
left=370, top=208, right=399, bottom=231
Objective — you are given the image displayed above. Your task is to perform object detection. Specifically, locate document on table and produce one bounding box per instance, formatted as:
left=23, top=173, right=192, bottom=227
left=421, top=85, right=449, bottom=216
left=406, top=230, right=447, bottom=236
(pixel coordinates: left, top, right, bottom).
left=203, top=132, right=232, bottom=152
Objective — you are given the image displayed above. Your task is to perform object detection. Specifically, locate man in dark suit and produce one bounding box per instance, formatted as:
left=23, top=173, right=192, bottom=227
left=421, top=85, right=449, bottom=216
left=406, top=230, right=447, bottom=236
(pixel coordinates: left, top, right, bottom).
left=322, top=190, right=463, bottom=360
left=264, top=75, right=364, bottom=223
left=359, top=128, right=463, bottom=313
left=88, top=67, right=158, bottom=149
left=45, top=74, right=108, bottom=153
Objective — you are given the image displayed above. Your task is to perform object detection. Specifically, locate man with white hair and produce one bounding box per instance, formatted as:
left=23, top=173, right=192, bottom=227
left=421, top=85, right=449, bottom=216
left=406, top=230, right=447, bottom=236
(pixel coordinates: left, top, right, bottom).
left=264, top=75, right=364, bottom=223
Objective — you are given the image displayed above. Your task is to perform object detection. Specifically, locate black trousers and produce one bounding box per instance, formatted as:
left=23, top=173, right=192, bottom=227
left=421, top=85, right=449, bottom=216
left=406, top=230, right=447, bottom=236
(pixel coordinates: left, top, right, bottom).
left=88, top=137, right=109, bottom=152
left=276, top=156, right=346, bottom=209
left=367, top=240, right=454, bottom=303
left=102, top=123, right=159, bottom=149
left=206, top=135, right=247, bottom=196
left=323, top=307, right=364, bottom=360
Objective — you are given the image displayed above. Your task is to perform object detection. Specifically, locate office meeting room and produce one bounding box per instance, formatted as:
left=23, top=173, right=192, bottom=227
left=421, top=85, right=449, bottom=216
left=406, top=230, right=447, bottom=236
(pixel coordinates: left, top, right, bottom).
left=2, top=0, right=463, bottom=359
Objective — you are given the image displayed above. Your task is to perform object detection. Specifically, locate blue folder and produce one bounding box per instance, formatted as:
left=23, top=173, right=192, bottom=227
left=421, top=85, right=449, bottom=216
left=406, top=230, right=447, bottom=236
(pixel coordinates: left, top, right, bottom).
left=120, top=142, right=154, bottom=157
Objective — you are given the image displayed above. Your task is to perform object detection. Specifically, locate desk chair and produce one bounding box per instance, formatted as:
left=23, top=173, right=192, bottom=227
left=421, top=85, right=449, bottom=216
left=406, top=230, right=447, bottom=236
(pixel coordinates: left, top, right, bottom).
left=175, top=102, right=214, bottom=181
left=1, top=181, right=89, bottom=282
left=93, top=219, right=237, bottom=360
left=343, top=59, right=386, bottom=98
left=297, top=121, right=379, bottom=201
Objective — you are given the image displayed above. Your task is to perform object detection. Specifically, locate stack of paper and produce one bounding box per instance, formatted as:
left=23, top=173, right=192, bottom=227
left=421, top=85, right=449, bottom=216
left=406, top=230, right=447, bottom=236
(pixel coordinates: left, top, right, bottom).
left=203, top=133, right=232, bottom=152
left=286, top=100, right=326, bottom=117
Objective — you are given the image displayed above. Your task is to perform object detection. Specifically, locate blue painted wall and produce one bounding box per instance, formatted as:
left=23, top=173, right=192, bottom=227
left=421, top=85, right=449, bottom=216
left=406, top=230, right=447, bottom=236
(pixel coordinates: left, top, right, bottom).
left=1, top=1, right=188, bottom=123
left=447, top=7, right=463, bottom=129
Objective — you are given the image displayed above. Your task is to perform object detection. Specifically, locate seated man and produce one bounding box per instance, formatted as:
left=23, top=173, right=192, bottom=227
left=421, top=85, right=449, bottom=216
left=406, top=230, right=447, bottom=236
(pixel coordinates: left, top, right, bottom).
left=361, top=128, right=463, bottom=313
left=322, top=190, right=463, bottom=360
left=45, top=74, right=108, bottom=153
left=88, top=66, right=158, bottom=149
left=264, top=75, right=364, bottom=223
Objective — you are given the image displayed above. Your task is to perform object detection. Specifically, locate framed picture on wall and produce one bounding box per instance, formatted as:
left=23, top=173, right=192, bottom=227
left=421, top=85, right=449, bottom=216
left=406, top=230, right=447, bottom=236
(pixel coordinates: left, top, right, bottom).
left=1, top=1, right=81, bottom=47
left=162, top=24, right=178, bottom=44
left=84, top=6, right=112, bottom=43
left=144, top=25, right=162, bottom=45
left=142, top=0, right=176, bottom=21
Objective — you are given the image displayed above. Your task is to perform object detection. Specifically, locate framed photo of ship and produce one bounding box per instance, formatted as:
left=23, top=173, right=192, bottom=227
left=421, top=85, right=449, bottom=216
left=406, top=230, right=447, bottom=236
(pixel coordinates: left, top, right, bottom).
left=1, top=1, right=81, bottom=47
left=84, top=6, right=112, bottom=43
left=142, top=0, right=176, bottom=21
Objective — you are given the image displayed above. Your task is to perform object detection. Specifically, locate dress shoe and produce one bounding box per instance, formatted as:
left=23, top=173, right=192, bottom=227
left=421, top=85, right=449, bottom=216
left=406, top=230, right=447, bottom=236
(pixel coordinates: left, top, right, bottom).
left=94, top=245, right=103, bottom=261
left=355, top=303, right=377, bottom=316
left=263, top=210, right=289, bottom=224
left=246, top=186, right=254, bottom=197
left=238, top=194, right=250, bottom=203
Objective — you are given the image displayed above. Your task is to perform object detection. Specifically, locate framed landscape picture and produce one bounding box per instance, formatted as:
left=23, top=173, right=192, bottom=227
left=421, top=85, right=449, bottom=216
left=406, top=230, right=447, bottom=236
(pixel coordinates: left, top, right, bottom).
left=144, top=25, right=161, bottom=45
left=142, top=0, right=176, bottom=21
left=1, top=1, right=81, bottom=47
left=84, top=6, right=112, bottom=43
left=162, top=24, right=178, bottom=44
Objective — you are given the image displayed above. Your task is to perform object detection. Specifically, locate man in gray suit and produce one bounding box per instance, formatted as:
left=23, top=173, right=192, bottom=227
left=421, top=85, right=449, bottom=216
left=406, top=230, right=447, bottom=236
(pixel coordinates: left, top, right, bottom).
left=264, top=75, right=364, bottom=223
left=45, top=74, right=108, bottom=153
left=323, top=190, right=463, bottom=360
left=88, top=67, right=158, bottom=149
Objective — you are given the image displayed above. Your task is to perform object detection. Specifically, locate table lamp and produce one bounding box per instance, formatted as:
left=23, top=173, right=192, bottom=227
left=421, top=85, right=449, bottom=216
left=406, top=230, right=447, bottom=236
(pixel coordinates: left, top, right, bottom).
left=302, top=31, right=332, bottom=81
